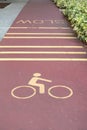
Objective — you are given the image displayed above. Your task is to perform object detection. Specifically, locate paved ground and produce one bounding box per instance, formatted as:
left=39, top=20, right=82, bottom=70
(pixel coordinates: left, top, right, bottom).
left=0, top=0, right=28, bottom=40
left=0, top=0, right=87, bottom=130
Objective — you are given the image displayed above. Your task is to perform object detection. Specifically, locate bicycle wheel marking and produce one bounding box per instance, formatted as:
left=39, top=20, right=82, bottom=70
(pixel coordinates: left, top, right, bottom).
left=11, top=85, right=73, bottom=99
left=11, top=86, right=36, bottom=99
left=48, top=85, right=73, bottom=99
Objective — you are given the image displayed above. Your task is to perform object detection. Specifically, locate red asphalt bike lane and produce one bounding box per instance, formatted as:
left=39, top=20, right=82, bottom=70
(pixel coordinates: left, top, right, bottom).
left=0, top=0, right=87, bottom=130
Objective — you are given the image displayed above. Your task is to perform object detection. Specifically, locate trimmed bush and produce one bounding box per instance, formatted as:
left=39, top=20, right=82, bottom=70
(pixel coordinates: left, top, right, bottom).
left=53, top=0, right=87, bottom=43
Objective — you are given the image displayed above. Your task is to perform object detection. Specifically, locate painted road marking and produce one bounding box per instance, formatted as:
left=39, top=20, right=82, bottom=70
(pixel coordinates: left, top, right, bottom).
left=39, top=27, right=70, bottom=29
left=9, top=27, right=71, bottom=30
left=0, top=58, right=87, bottom=61
left=4, top=36, right=77, bottom=39
left=0, top=46, right=83, bottom=48
left=6, top=33, right=74, bottom=36
left=0, top=51, right=86, bottom=55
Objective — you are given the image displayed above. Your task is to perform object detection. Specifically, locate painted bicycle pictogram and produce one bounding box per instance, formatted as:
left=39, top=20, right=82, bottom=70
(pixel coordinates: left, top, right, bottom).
left=11, top=73, right=73, bottom=99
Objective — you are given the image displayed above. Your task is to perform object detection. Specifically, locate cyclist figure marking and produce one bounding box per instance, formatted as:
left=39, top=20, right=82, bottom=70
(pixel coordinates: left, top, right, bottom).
left=28, top=73, right=52, bottom=94
left=11, top=73, right=73, bottom=99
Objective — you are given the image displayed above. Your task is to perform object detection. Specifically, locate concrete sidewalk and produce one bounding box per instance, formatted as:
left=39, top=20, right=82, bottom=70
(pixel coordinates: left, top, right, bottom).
left=0, top=0, right=29, bottom=40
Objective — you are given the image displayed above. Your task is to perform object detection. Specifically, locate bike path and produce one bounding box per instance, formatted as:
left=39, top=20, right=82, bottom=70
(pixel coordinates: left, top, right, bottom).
left=0, top=0, right=87, bottom=130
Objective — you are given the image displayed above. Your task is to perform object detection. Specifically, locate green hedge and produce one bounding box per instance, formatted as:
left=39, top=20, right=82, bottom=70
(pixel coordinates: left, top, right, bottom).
left=53, top=0, right=87, bottom=43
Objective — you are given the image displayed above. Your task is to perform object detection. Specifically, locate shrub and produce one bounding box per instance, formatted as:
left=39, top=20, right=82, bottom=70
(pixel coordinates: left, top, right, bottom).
left=53, top=0, right=87, bottom=43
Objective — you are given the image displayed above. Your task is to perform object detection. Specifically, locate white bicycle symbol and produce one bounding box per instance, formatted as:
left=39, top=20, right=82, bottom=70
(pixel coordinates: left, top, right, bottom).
left=11, top=73, right=73, bottom=99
